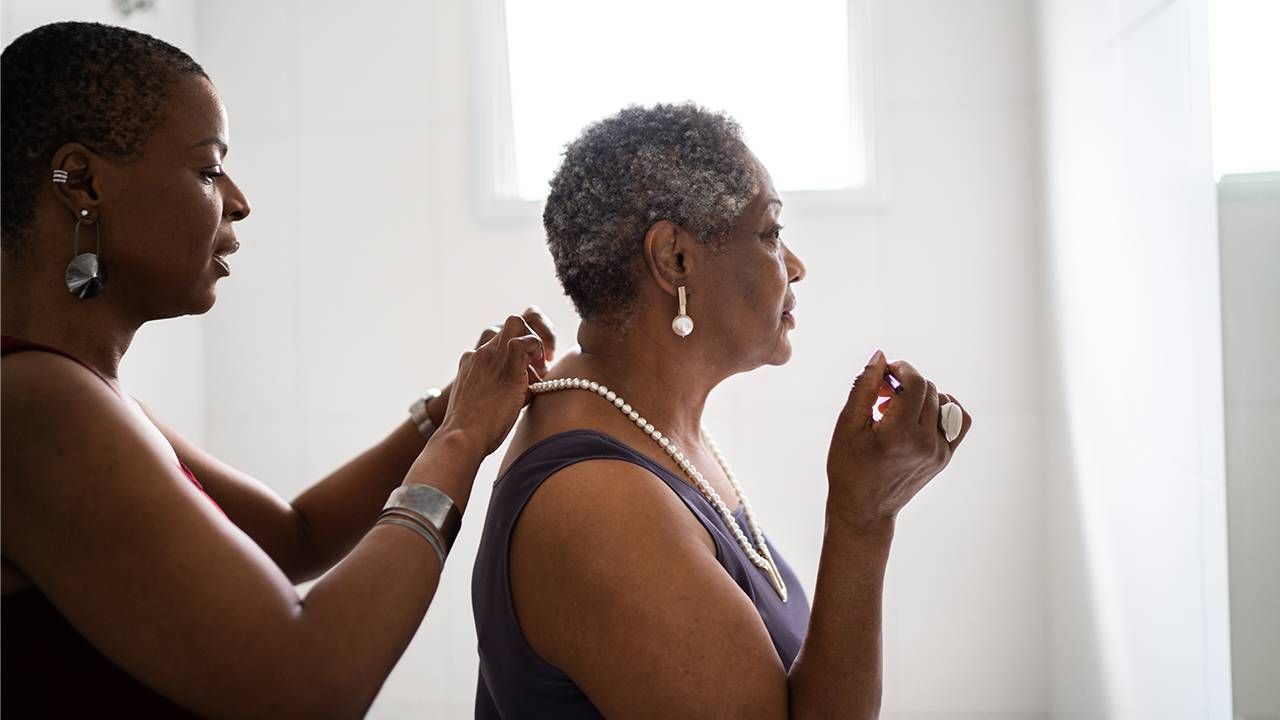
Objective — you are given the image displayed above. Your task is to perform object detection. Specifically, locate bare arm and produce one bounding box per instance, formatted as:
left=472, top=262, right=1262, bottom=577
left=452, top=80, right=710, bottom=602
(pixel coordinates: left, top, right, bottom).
left=143, top=402, right=444, bottom=584
left=1, top=315, right=547, bottom=719
left=142, top=306, right=557, bottom=584
left=510, top=354, right=972, bottom=719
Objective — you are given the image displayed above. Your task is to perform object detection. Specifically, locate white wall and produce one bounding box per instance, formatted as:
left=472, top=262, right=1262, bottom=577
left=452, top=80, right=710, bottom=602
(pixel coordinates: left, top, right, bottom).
left=1218, top=173, right=1280, bottom=720
left=1037, top=0, right=1234, bottom=717
left=194, top=1, right=1048, bottom=717
left=5, top=1, right=1047, bottom=717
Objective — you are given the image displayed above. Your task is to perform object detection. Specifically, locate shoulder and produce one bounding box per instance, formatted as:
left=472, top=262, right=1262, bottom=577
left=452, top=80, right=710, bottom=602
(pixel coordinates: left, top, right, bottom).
left=2, top=347, right=198, bottom=523
left=515, top=451, right=714, bottom=561
left=506, top=441, right=788, bottom=717
left=2, top=350, right=120, bottom=479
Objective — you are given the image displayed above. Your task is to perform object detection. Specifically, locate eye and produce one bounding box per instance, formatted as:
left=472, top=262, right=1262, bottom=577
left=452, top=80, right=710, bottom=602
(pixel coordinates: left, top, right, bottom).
left=760, top=225, right=784, bottom=244
left=200, top=165, right=225, bottom=184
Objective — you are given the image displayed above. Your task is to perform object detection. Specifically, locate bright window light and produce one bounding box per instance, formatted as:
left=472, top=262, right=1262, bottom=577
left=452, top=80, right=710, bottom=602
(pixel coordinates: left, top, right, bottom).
left=502, top=0, right=867, bottom=201
left=1208, top=0, right=1280, bottom=177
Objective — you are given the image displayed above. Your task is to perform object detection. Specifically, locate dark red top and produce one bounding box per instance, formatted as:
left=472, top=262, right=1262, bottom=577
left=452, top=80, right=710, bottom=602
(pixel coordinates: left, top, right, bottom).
left=2, top=335, right=214, bottom=717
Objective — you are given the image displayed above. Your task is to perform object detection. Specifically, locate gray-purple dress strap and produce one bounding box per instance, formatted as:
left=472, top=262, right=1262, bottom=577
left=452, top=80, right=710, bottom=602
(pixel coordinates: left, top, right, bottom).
left=472, top=429, right=811, bottom=719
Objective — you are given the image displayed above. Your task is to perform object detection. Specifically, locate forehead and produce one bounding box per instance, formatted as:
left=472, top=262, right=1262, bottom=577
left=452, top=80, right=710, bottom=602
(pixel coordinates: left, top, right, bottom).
left=745, top=153, right=781, bottom=213
left=144, top=75, right=227, bottom=151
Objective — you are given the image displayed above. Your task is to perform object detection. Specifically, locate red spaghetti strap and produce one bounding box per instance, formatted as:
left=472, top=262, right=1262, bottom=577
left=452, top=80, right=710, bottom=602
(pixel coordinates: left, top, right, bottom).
left=2, top=335, right=118, bottom=393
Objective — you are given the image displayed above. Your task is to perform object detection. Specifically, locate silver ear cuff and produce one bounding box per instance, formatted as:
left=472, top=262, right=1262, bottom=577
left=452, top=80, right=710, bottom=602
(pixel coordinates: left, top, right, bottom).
left=52, top=169, right=69, bottom=183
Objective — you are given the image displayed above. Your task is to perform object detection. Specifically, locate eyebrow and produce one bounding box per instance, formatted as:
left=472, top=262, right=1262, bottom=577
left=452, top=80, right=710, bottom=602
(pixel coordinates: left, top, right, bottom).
left=766, top=199, right=783, bottom=207
left=190, top=137, right=229, bottom=156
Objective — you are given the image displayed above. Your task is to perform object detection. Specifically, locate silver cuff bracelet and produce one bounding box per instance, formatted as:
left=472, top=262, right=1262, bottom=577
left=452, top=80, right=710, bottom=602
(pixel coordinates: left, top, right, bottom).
left=381, top=484, right=462, bottom=553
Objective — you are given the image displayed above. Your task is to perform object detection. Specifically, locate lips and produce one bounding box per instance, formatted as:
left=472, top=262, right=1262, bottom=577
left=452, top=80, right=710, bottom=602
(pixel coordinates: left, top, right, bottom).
left=782, top=296, right=797, bottom=327
left=212, top=240, right=239, bottom=275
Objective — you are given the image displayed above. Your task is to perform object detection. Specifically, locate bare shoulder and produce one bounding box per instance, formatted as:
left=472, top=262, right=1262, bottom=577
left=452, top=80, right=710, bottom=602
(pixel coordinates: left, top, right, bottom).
left=2, top=350, right=121, bottom=484
left=1, top=348, right=218, bottom=554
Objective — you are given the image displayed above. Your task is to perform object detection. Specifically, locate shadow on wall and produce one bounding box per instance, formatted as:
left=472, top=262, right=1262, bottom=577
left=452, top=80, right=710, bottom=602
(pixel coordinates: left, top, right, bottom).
left=1042, top=282, right=1113, bottom=719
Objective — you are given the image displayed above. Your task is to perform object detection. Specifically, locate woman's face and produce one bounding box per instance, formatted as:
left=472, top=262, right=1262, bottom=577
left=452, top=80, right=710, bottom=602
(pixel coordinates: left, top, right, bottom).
left=694, top=161, right=806, bottom=370
left=92, top=75, right=250, bottom=318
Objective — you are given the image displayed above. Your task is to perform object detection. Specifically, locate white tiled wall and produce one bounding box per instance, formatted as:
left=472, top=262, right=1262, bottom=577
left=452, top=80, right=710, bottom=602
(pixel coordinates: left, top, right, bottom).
left=1038, top=0, right=1233, bottom=717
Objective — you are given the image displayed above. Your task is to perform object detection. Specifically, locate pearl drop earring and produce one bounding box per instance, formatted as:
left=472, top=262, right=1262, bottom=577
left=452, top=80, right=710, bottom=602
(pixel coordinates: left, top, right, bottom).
left=671, top=286, right=693, bottom=337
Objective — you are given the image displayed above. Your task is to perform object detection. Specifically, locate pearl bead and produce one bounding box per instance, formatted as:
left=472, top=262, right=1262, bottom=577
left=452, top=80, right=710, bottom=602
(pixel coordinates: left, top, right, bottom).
left=613, top=398, right=625, bottom=408
left=589, top=382, right=599, bottom=391
left=628, top=411, right=639, bottom=421
left=658, top=437, right=670, bottom=447
left=606, top=391, right=616, bottom=401
left=671, top=314, right=694, bottom=337
left=644, top=423, right=655, bottom=434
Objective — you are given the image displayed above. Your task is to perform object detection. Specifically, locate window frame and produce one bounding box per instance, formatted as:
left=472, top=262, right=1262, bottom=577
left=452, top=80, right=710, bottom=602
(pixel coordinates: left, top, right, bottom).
left=469, top=0, right=887, bottom=223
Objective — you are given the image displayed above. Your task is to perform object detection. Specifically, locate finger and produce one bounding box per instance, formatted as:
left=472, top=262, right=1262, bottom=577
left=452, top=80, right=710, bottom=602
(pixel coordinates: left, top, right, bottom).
left=457, top=349, right=475, bottom=373
left=505, top=334, right=545, bottom=381
left=521, top=305, right=557, bottom=363
left=843, top=350, right=888, bottom=426
left=476, top=325, right=501, bottom=350
left=919, top=379, right=939, bottom=428
left=882, top=360, right=926, bottom=427
left=495, top=315, right=539, bottom=361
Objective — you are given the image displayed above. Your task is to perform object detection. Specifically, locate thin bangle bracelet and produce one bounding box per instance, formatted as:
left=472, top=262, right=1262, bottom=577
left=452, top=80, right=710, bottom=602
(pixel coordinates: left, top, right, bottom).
left=376, top=516, right=447, bottom=566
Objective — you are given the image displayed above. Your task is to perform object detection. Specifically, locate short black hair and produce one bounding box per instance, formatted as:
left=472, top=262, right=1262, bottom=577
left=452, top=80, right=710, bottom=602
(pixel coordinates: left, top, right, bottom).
left=1, top=21, right=208, bottom=257
left=543, top=103, right=759, bottom=324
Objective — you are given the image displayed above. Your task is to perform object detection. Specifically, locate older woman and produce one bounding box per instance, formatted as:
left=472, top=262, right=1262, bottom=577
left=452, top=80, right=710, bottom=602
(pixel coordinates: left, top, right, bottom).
left=472, top=104, right=973, bottom=719
left=1, top=22, right=552, bottom=718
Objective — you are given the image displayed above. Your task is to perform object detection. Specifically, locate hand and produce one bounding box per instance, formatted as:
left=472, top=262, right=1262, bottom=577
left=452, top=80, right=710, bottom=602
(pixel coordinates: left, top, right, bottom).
left=430, top=306, right=558, bottom=423
left=472, top=305, right=557, bottom=373
left=825, top=350, right=973, bottom=532
left=437, top=315, right=546, bottom=456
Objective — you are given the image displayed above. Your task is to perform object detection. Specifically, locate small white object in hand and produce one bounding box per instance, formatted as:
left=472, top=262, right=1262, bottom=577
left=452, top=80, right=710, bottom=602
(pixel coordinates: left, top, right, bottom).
left=939, top=402, right=962, bottom=442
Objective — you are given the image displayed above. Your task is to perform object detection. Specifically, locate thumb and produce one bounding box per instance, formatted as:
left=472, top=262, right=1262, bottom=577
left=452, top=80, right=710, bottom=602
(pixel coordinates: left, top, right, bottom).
left=844, top=349, right=887, bottom=425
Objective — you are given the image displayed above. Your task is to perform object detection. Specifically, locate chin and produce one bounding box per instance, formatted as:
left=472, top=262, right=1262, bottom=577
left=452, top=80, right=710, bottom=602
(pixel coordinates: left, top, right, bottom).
left=765, top=339, right=794, bottom=366
left=183, top=284, right=219, bottom=316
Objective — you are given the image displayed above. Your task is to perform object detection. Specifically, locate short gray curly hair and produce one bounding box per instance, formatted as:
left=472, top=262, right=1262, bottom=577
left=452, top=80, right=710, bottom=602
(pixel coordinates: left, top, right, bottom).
left=543, top=103, right=759, bottom=323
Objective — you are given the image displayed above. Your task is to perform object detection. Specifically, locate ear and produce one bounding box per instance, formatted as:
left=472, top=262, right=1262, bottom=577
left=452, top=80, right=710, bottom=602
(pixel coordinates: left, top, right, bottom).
left=50, top=143, right=104, bottom=222
left=641, top=219, right=700, bottom=297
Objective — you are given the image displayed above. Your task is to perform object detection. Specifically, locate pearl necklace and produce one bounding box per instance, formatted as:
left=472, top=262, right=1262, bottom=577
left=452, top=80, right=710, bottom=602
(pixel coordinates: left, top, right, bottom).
left=529, top=377, right=788, bottom=602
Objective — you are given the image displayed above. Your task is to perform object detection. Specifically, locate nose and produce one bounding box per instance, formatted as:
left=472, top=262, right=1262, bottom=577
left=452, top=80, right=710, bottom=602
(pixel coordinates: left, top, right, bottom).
left=224, top=174, right=252, bottom=221
left=783, top=241, right=806, bottom=283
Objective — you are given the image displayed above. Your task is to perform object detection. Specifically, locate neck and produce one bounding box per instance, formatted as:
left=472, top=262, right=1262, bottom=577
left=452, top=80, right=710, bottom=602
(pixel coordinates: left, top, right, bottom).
left=2, top=259, right=141, bottom=381
left=573, top=316, right=731, bottom=446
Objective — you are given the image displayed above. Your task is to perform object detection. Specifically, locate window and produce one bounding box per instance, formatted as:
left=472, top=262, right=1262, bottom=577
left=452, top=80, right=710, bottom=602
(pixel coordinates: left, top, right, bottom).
left=473, top=0, right=881, bottom=213
left=1208, top=0, right=1280, bottom=177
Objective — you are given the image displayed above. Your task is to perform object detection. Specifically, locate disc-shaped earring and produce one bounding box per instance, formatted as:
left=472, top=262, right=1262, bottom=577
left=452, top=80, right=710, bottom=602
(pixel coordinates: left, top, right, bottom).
left=66, top=253, right=107, bottom=299
left=66, top=210, right=107, bottom=299
left=671, top=286, right=693, bottom=337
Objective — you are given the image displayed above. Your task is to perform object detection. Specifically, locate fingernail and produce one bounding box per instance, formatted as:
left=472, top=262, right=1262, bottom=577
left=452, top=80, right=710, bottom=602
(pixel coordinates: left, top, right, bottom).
left=868, top=349, right=884, bottom=365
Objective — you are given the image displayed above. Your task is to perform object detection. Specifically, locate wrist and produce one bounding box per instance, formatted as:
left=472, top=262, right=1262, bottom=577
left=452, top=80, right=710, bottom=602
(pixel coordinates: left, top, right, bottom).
left=427, top=383, right=451, bottom=426
left=427, top=423, right=488, bottom=464
left=406, top=426, right=486, bottom=515
left=825, top=502, right=896, bottom=546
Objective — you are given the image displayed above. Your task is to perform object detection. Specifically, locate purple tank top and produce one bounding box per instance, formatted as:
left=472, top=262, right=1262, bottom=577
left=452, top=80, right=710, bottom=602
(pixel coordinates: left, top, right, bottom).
left=471, top=429, right=811, bottom=719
